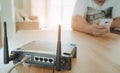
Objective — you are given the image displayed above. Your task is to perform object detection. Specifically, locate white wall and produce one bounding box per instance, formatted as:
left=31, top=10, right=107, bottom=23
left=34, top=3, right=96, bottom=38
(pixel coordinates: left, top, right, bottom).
left=15, top=0, right=31, bottom=16
left=14, top=0, right=23, bottom=9
left=1, top=0, right=16, bottom=41
left=23, top=0, right=31, bottom=15
left=0, top=2, right=1, bottom=19
left=0, top=1, right=1, bottom=17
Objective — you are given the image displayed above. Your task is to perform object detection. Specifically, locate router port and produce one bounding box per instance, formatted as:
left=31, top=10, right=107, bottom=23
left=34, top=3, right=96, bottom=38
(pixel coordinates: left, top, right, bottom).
left=49, top=59, right=54, bottom=63
left=35, top=57, right=39, bottom=61
left=40, top=57, right=43, bottom=61
left=44, top=58, right=48, bottom=62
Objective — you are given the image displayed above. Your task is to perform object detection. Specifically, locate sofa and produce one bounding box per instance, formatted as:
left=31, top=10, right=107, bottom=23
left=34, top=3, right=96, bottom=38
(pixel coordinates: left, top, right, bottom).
left=16, top=16, right=39, bottom=31
left=15, top=8, right=39, bottom=32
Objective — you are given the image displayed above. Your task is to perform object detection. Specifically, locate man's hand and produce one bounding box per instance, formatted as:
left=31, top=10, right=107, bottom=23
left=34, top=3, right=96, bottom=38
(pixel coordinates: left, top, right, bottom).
left=88, top=24, right=109, bottom=36
left=72, top=15, right=109, bottom=36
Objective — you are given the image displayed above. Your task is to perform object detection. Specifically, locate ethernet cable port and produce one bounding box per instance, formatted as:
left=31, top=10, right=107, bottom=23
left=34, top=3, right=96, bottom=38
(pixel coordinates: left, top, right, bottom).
left=44, top=58, right=48, bottom=62
left=49, top=58, right=54, bottom=63
left=40, top=57, right=43, bottom=62
left=34, top=56, right=39, bottom=61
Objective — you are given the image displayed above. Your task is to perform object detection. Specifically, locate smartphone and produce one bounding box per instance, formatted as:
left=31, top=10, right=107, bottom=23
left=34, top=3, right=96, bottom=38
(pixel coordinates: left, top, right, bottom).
left=99, top=19, right=113, bottom=28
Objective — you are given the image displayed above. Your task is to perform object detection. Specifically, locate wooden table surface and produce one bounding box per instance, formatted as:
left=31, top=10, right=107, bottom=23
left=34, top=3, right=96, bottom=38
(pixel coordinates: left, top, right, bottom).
left=0, top=30, right=120, bottom=73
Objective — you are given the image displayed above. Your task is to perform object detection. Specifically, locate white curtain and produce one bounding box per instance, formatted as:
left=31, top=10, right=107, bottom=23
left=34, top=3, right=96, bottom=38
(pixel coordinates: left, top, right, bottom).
left=31, top=0, right=76, bottom=30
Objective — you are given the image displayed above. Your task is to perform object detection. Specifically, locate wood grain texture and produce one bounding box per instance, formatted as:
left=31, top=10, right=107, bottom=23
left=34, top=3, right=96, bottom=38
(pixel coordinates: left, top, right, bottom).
left=0, top=30, right=120, bottom=73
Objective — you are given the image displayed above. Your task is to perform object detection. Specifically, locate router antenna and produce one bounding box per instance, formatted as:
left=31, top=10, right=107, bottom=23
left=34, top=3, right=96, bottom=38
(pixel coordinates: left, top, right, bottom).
left=56, top=24, right=61, bottom=71
left=3, top=22, right=10, bottom=64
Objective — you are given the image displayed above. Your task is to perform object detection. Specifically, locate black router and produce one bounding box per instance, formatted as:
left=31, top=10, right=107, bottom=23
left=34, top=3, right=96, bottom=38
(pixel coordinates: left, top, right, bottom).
left=3, top=22, right=77, bottom=71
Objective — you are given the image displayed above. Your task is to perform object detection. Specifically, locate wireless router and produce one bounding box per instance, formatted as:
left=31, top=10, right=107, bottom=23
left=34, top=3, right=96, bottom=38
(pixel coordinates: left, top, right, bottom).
left=3, top=22, right=77, bottom=71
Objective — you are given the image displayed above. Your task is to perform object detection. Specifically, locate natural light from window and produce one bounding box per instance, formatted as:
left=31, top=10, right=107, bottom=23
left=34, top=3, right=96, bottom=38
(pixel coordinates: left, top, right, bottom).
left=31, top=0, right=77, bottom=30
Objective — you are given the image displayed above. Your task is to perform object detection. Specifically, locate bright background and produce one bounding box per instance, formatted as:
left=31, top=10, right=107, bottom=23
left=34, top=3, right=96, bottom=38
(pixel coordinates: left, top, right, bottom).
left=15, top=0, right=77, bottom=30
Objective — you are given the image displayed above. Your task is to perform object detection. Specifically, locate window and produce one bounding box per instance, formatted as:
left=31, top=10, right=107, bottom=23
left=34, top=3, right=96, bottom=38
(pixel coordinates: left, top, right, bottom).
left=31, top=0, right=77, bottom=30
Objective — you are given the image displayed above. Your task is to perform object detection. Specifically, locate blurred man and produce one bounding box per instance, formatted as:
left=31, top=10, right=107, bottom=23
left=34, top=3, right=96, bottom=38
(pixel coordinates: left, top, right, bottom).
left=72, top=0, right=120, bottom=36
